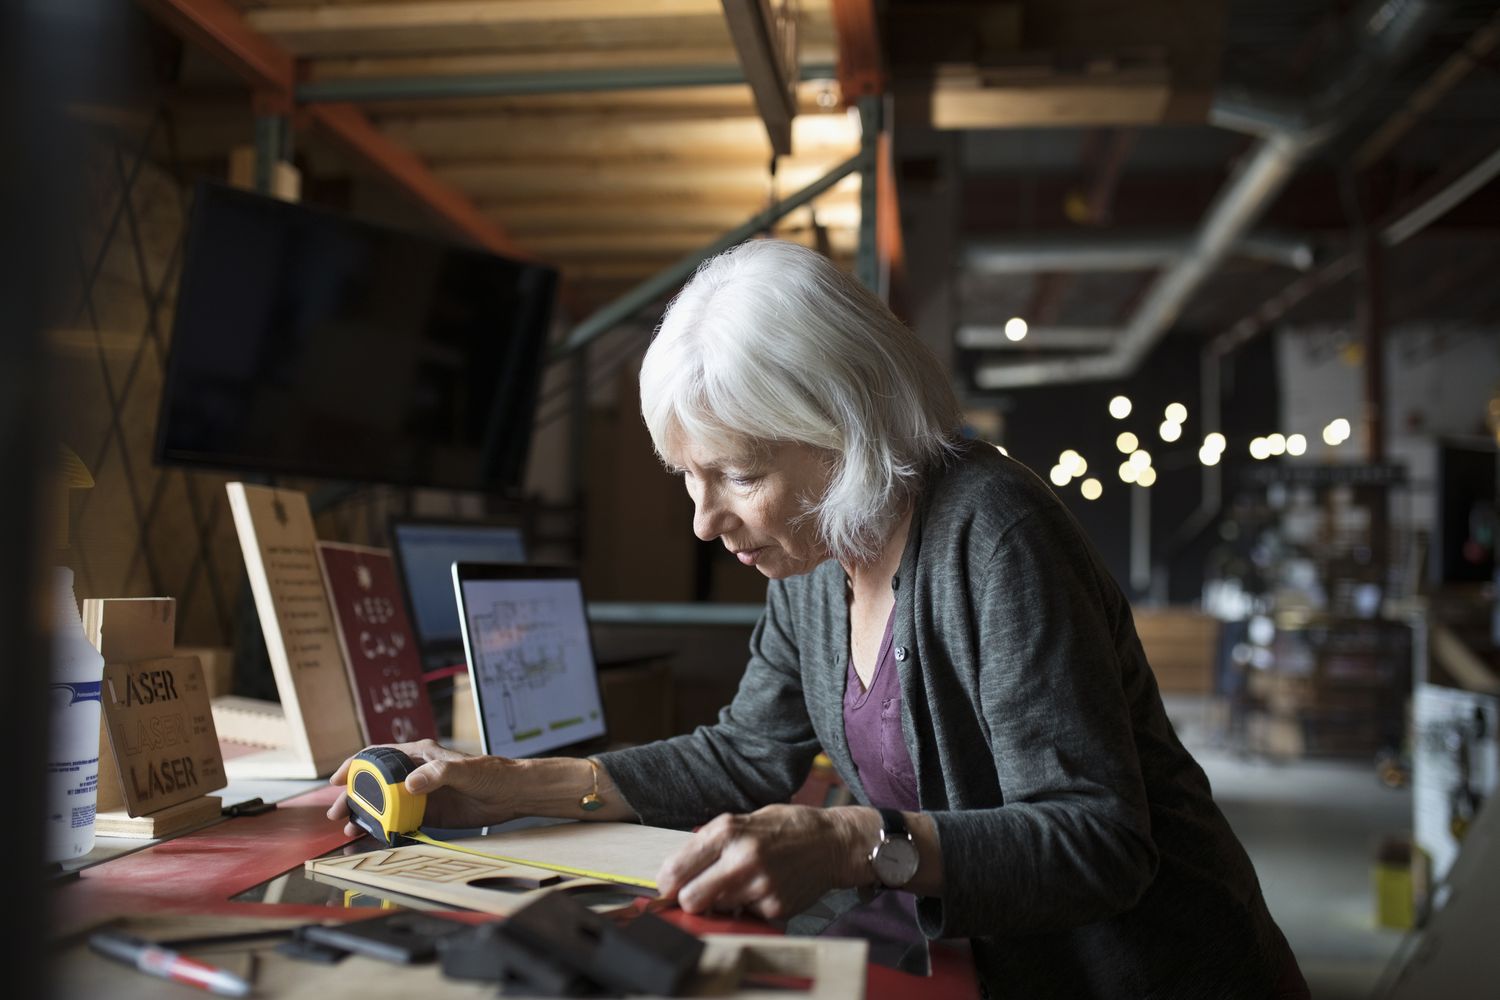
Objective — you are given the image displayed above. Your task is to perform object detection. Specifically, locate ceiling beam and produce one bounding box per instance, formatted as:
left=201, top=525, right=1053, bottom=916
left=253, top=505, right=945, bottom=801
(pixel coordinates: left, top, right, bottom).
left=137, top=0, right=523, bottom=258
left=246, top=0, right=734, bottom=58
left=371, top=112, right=859, bottom=164
left=829, top=0, right=884, bottom=102
left=137, top=0, right=293, bottom=92
left=437, top=158, right=859, bottom=200
left=721, top=0, right=798, bottom=156
left=305, top=103, right=525, bottom=257
left=297, top=62, right=837, bottom=104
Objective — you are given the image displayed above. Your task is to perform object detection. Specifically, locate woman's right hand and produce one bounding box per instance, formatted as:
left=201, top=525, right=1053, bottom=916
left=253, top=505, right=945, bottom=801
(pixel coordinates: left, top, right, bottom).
left=325, top=739, right=523, bottom=836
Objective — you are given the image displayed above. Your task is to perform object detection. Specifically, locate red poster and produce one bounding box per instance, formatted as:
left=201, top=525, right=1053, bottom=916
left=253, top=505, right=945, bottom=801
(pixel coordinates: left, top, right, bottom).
left=316, top=543, right=437, bottom=746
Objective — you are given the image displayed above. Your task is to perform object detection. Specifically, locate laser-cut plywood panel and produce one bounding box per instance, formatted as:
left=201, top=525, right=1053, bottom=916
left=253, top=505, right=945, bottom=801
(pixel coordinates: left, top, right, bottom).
left=307, top=842, right=647, bottom=916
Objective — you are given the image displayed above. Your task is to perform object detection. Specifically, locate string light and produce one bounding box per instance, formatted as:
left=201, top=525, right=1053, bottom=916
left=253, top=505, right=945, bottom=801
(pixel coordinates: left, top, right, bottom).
left=1004, top=317, right=1028, bottom=342
left=1164, top=403, right=1188, bottom=423
left=1081, top=478, right=1103, bottom=500
left=1160, top=420, right=1182, bottom=443
left=1116, top=431, right=1139, bottom=453
left=1109, top=396, right=1133, bottom=419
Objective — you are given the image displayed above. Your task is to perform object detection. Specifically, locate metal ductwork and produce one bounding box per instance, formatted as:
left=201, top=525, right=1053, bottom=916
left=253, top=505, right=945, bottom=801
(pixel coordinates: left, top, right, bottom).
left=964, top=231, right=1316, bottom=274
left=974, top=0, right=1447, bottom=391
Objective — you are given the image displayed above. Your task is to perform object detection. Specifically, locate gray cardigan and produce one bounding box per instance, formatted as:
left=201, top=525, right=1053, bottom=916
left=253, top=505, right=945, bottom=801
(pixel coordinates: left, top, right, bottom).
left=598, top=443, right=1283, bottom=998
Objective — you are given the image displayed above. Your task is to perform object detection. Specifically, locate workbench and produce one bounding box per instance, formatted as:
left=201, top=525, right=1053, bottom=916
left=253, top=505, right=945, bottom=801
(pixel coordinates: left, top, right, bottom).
left=52, top=784, right=978, bottom=998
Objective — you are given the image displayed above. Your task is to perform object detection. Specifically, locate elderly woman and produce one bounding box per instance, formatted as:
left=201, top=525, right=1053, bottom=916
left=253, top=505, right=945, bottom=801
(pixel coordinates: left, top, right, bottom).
left=330, top=239, right=1303, bottom=998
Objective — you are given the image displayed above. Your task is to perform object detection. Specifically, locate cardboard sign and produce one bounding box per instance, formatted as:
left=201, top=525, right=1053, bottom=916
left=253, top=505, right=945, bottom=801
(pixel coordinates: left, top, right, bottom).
left=316, top=542, right=436, bottom=745
left=100, top=656, right=225, bottom=817
left=227, top=483, right=364, bottom=777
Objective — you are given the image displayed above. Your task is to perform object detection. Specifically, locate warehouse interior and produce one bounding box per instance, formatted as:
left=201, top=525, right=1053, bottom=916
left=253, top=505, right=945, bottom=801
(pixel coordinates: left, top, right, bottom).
left=10, top=1, right=1500, bottom=997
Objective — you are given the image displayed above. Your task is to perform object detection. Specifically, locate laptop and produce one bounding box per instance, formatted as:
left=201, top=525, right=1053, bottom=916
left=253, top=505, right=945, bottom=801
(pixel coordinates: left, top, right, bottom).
left=390, top=517, right=527, bottom=669
left=451, top=562, right=609, bottom=758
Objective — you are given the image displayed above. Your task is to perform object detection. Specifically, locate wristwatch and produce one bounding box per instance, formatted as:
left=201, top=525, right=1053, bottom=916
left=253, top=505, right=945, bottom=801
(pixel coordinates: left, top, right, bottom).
left=867, top=808, right=919, bottom=892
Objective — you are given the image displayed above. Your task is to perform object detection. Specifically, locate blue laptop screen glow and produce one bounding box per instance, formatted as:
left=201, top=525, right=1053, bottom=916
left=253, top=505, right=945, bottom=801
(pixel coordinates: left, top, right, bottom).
left=392, top=523, right=526, bottom=650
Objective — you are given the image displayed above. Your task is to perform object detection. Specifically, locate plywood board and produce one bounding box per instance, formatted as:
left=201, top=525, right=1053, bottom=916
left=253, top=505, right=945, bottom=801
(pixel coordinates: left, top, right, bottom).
left=84, top=597, right=176, bottom=813
left=931, top=65, right=1171, bottom=129
left=305, top=843, right=645, bottom=917
left=445, top=821, right=692, bottom=887
left=226, top=483, right=364, bottom=777
left=95, top=794, right=222, bottom=839
left=305, top=821, right=690, bottom=914
left=100, top=656, right=227, bottom=816
left=695, top=935, right=868, bottom=1000
left=211, top=695, right=293, bottom=749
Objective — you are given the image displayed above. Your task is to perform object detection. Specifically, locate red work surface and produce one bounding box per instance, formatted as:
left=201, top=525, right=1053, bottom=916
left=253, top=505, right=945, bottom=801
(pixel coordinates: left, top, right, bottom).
left=56, top=785, right=978, bottom=997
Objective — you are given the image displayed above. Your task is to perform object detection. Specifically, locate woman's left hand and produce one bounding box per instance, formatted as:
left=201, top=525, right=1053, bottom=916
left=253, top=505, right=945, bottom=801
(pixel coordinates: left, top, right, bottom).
left=655, top=804, right=874, bottom=920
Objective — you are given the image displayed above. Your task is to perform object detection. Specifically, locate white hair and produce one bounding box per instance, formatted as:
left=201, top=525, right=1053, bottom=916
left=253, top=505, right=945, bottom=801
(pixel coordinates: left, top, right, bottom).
left=639, top=239, right=961, bottom=565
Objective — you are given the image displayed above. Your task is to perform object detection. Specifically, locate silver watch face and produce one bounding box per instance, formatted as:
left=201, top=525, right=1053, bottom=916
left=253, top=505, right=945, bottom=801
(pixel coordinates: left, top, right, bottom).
left=872, top=834, right=919, bottom=888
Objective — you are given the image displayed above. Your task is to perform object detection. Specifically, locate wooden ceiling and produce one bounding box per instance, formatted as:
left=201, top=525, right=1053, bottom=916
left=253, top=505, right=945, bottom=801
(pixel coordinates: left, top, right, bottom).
left=218, top=0, right=858, bottom=317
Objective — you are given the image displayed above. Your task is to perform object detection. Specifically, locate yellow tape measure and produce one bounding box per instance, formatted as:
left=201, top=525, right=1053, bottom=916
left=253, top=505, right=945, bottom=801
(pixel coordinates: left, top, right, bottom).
left=345, top=747, right=656, bottom=891
left=406, top=831, right=657, bottom=890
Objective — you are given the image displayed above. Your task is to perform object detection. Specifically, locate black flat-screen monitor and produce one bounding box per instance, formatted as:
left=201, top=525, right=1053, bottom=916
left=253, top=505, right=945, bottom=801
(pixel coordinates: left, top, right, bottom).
left=155, top=182, right=556, bottom=492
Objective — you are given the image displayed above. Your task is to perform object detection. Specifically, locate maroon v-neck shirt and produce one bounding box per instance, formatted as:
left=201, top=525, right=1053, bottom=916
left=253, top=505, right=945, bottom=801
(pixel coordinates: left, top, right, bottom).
left=843, top=606, right=919, bottom=812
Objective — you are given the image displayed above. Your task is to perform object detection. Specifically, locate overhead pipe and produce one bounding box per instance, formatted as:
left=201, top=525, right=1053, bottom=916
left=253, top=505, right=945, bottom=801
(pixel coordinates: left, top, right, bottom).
left=1155, top=128, right=1500, bottom=585
left=974, top=0, right=1448, bottom=391
left=957, top=325, right=1119, bottom=351
left=964, top=231, right=1316, bottom=274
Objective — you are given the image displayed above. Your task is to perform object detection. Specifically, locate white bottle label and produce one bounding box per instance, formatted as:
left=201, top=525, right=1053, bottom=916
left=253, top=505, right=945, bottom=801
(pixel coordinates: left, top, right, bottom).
left=46, top=679, right=102, bottom=859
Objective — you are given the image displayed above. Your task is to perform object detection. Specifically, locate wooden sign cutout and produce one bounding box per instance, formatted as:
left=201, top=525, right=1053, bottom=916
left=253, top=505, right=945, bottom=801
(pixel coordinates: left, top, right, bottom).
left=305, top=844, right=640, bottom=917
left=444, top=821, right=691, bottom=888
left=101, top=657, right=225, bottom=816
left=83, top=598, right=226, bottom=837
left=315, top=542, right=436, bottom=745
left=226, top=483, right=364, bottom=778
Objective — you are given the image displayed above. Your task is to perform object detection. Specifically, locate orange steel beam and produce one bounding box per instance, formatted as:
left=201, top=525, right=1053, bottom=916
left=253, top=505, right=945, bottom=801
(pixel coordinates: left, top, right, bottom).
left=137, top=0, right=293, bottom=93
left=305, top=103, right=525, bottom=258
left=135, top=0, right=522, bottom=258
left=830, top=0, right=885, bottom=102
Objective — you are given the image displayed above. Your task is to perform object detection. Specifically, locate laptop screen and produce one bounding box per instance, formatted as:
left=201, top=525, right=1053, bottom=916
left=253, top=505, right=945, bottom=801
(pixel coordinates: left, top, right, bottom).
left=391, top=520, right=526, bottom=656
left=452, top=564, right=607, bottom=758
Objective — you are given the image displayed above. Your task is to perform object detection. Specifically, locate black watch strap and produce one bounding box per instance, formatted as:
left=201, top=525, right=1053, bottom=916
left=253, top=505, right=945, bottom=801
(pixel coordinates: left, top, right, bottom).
left=878, top=807, right=910, bottom=842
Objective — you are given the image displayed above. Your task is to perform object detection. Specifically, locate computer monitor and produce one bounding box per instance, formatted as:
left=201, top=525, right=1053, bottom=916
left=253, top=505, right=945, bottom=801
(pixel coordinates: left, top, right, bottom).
left=390, top=518, right=527, bottom=662
left=452, top=563, right=608, bottom=758
left=156, top=182, right=557, bottom=492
